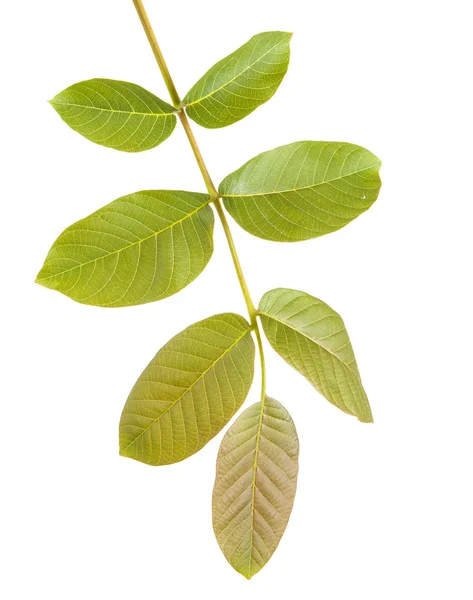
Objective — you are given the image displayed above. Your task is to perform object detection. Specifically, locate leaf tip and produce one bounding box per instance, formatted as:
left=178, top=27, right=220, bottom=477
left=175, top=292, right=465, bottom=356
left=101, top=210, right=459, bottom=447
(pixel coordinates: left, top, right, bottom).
left=236, top=566, right=256, bottom=580
left=34, top=272, right=44, bottom=286
left=48, top=97, right=62, bottom=114
left=359, top=412, right=374, bottom=424
left=277, top=31, right=293, bottom=44
left=118, top=441, right=130, bottom=458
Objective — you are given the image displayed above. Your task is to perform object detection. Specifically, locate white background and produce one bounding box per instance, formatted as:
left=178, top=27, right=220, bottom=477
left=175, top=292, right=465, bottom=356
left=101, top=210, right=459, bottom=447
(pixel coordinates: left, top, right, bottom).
left=1, top=0, right=472, bottom=598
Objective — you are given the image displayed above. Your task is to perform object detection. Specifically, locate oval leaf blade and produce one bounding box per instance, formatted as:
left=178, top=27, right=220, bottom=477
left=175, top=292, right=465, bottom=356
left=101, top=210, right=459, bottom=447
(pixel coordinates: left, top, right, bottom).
left=50, top=78, right=177, bottom=152
left=259, top=288, right=373, bottom=422
left=220, top=141, right=382, bottom=241
left=183, top=32, right=292, bottom=129
left=213, top=397, right=299, bottom=579
left=120, top=313, right=255, bottom=465
left=36, top=190, right=214, bottom=307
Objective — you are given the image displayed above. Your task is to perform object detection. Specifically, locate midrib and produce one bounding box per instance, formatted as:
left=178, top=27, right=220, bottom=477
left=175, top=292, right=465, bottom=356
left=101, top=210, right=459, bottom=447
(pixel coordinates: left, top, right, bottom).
left=38, top=201, right=210, bottom=282
left=121, top=327, right=251, bottom=454
left=221, top=164, right=379, bottom=198
left=183, top=37, right=288, bottom=108
left=51, top=100, right=176, bottom=117
left=259, top=310, right=361, bottom=379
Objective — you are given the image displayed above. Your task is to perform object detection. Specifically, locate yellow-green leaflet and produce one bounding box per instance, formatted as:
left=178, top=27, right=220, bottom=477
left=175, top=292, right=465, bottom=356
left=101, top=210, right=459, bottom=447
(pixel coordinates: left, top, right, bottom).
left=213, top=397, right=299, bottom=579
left=120, top=314, right=255, bottom=465
left=50, top=78, right=177, bottom=152
left=183, top=32, right=292, bottom=128
left=259, top=288, right=373, bottom=422
left=220, top=141, right=382, bottom=241
left=36, top=191, right=214, bottom=307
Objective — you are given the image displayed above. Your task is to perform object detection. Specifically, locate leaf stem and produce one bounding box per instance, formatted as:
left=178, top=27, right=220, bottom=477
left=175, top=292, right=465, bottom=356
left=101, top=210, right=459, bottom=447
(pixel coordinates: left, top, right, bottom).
left=211, top=198, right=257, bottom=323
left=131, top=0, right=180, bottom=107
left=131, top=0, right=266, bottom=400
left=177, top=111, right=219, bottom=199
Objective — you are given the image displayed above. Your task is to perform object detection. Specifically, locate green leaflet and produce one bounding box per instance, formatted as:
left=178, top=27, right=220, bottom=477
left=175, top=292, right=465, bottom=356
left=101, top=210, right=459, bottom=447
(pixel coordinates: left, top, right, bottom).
left=259, top=288, right=373, bottom=422
left=36, top=190, right=214, bottom=307
left=220, top=141, right=382, bottom=241
left=120, top=313, right=255, bottom=465
left=37, top=0, right=387, bottom=580
left=183, top=32, right=292, bottom=128
left=213, top=397, right=299, bottom=579
left=50, top=78, right=177, bottom=152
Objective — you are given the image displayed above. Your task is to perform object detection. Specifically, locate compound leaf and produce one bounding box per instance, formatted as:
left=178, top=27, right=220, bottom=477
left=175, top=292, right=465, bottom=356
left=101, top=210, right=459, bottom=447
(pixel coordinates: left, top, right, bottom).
left=220, top=141, right=382, bottom=241
left=120, top=313, right=255, bottom=465
left=213, top=396, right=299, bottom=579
left=50, top=78, right=177, bottom=152
left=36, top=190, right=214, bottom=307
left=259, top=288, right=373, bottom=422
left=183, top=32, right=292, bottom=128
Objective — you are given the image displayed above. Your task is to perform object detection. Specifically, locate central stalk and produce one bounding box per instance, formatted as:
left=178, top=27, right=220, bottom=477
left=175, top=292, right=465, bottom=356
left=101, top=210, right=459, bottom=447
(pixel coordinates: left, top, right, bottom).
left=131, top=0, right=266, bottom=401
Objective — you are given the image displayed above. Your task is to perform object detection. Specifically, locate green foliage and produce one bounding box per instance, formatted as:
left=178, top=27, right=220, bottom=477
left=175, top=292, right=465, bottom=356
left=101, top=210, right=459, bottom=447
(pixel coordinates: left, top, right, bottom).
left=36, top=191, right=214, bottom=307
left=213, top=397, right=299, bottom=579
left=259, top=288, right=372, bottom=422
left=39, top=3, right=383, bottom=580
left=183, top=32, right=292, bottom=128
left=50, top=78, right=177, bottom=152
left=220, top=141, right=382, bottom=241
left=120, top=313, right=255, bottom=465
